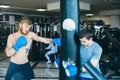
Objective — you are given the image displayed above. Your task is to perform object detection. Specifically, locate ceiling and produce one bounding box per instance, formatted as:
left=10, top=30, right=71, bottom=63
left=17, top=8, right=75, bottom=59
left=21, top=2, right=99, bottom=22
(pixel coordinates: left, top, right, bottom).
left=0, top=0, right=120, bottom=16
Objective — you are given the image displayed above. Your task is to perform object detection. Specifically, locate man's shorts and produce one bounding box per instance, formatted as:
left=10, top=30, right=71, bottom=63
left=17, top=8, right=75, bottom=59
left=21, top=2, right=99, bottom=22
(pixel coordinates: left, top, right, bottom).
left=5, top=62, right=34, bottom=80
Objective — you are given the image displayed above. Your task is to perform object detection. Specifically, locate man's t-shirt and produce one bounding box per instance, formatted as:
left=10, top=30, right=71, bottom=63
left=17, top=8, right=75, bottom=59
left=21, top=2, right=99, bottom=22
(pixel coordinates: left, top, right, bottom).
left=79, top=41, right=102, bottom=78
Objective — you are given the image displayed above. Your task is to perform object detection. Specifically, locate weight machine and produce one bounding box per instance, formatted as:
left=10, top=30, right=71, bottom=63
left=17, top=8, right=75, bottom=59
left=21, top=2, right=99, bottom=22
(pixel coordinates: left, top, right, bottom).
left=94, top=27, right=120, bottom=79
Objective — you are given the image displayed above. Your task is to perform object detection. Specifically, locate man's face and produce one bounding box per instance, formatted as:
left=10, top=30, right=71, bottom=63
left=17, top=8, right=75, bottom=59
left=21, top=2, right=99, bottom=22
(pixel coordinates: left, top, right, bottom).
left=79, top=37, right=92, bottom=47
left=19, top=23, right=31, bottom=35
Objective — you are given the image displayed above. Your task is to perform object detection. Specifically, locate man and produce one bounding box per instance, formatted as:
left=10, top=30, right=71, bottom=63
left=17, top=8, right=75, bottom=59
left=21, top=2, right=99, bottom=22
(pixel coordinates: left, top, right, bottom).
left=79, top=29, right=102, bottom=80
left=5, top=17, right=51, bottom=80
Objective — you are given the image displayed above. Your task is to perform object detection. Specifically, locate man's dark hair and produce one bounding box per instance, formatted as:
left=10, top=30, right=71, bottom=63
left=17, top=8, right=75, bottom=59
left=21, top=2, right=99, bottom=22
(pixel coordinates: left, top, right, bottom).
left=79, top=29, right=94, bottom=40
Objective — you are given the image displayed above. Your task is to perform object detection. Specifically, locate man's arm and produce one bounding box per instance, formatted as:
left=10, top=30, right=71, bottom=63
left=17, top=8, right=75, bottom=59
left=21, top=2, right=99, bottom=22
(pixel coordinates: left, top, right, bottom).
left=31, top=32, right=52, bottom=44
left=81, top=59, right=99, bottom=72
left=90, top=59, right=99, bottom=67
left=5, top=35, right=16, bottom=57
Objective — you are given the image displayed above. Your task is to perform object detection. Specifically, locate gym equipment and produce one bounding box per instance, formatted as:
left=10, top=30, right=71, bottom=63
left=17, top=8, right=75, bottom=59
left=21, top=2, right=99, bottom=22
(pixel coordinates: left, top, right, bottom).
left=13, top=36, right=27, bottom=51
left=9, top=24, right=17, bottom=34
left=99, top=60, right=108, bottom=75
left=83, top=61, right=106, bottom=80
left=107, top=52, right=120, bottom=79
left=0, top=23, right=10, bottom=51
left=102, top=28, right=120, bottom=78
left=29, top=20, right=41, bottom=61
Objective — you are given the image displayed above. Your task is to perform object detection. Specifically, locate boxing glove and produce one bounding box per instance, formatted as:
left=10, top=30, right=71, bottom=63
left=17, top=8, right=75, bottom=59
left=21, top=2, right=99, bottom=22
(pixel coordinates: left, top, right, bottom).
left=13, top=36, right=27, bottom=51
left=52, top=38, right=61, bottom=47
left=65, top=64, right=77, bottom=77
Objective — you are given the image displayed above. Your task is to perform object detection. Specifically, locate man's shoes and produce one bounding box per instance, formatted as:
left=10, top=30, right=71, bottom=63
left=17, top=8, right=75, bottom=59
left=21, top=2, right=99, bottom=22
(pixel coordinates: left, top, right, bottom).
left=46, top=61, right=51, bottom=64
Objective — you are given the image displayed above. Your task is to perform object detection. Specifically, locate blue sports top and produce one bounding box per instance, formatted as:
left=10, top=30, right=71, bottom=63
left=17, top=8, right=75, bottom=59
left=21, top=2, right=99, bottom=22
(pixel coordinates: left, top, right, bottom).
left=45, top=42, right=58, bottom=53
left=79, top=41, right=102, bottom=78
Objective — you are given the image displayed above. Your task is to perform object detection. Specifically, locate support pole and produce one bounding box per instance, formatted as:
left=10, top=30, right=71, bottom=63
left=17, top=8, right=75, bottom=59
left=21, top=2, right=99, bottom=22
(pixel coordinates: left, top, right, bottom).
left=83, top=61, right=106, bottom=80
left=60, top=0, right=80, bottom=80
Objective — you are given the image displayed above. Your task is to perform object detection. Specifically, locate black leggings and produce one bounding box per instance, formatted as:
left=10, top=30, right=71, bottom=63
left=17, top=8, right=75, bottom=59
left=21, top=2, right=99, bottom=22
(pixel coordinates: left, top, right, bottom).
left=5, top=62, right=34, bottom=80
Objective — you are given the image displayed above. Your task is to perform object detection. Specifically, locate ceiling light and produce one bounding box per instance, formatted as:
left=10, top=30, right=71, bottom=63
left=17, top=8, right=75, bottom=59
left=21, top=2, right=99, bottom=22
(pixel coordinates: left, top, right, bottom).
left=36, top=8, right=47, bottom=11
left=85, top=13, right=94, bottom=17
left=0, top=5, right=10, bottom=8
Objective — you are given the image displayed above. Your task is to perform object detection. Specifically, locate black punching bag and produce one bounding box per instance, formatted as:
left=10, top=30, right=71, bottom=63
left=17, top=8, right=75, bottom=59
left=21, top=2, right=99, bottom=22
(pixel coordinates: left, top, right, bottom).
left=60, top=0, right=80, bottom=80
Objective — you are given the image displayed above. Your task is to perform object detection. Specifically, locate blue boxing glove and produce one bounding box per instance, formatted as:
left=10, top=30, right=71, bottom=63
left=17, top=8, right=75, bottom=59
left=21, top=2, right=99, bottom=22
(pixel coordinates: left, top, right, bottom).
left=13, top=36, right=27, bottom=51
left=52, top=38, right=61, bottom=47
left=65, top=64, right=77, bottom=77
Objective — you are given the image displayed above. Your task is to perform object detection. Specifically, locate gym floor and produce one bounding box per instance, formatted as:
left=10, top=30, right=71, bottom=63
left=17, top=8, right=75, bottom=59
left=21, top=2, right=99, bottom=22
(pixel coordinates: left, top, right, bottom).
left=0, top=52, right=119, bottom=80
left=0, top=52, right=59, bottom=80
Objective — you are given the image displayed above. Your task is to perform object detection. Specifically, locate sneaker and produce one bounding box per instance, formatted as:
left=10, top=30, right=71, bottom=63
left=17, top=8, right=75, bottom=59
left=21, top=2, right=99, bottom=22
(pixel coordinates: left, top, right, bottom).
left=46, top=61, right=51, bottom=64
